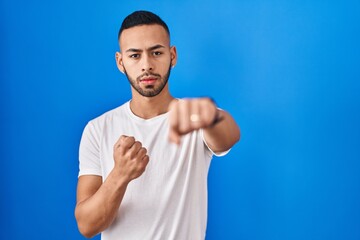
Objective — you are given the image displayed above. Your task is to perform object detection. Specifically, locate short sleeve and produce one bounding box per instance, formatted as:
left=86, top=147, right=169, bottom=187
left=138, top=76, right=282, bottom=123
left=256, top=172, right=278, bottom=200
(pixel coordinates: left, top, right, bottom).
left=200, top=129, right=231, bottom=157
left=78, top=121, right=102, bottom=177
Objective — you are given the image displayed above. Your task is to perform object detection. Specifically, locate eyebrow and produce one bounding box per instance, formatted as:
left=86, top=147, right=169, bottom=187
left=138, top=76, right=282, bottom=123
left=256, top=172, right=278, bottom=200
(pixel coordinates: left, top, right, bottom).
left=125, top=44, right=166, bottom=53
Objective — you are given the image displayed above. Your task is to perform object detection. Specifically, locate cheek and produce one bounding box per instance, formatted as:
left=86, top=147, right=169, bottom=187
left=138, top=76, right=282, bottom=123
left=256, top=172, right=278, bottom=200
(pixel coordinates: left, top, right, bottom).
left=123, top=63, right=140, bottom=76
left=158, top=58, right=172, bottom=70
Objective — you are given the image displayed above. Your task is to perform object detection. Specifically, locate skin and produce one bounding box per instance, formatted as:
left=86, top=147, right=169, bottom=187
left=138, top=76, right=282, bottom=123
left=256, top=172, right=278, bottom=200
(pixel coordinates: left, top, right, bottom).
left=75, top=24, right=240, bottom=238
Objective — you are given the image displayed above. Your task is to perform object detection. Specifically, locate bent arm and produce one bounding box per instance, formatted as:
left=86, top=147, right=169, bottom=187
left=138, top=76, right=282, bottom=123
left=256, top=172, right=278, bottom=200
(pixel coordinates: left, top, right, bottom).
left=75, top=135, right=149, bottom=238
left=75, top=171, right=129, bottom=238
left=203, top=109, right=240, bottom=153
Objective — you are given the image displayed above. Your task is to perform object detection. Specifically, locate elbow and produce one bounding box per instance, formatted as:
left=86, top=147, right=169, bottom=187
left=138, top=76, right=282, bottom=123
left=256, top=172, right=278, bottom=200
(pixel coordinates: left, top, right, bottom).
left=229, top=127, right=241, bottom=151
left=225, top=111, right=241, bottom=146
left=75, top=207, right=99, bottom=238
left=77, top=225, right=97, bottom=239
left=225, top=125, right=240, bottom=151
left=228, top=124, right=241, bottom=147
left=235, top=125, right=241, bottom=143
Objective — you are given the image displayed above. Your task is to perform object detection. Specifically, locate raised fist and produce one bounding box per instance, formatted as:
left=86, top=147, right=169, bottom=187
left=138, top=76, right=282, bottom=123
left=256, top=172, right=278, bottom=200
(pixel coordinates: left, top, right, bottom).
left=113, top=135, right=149, bottom=182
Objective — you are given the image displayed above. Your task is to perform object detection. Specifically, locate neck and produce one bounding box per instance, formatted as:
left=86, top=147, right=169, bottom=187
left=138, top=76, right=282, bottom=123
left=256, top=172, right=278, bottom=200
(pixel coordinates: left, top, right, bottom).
left=129, top=86, right=175, bottom=119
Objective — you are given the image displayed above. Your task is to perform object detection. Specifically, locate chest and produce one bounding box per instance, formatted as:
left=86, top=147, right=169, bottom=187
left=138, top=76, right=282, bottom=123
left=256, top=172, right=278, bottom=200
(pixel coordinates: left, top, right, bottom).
left=99, top=116, right=194, bottom=179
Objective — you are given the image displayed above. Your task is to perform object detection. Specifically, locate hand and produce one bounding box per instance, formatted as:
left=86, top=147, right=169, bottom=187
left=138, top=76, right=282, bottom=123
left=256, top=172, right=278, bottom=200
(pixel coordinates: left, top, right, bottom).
left=113, top=135, right=149, bottom=182
left=168, top=98, right=218, bottom=144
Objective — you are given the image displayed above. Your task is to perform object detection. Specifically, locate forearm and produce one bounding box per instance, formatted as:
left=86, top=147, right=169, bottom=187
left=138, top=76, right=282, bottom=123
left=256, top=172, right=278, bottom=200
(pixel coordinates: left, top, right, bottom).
left=75, top=171, right=129, bottom=238
left=203, top=109, right=240, bottom=153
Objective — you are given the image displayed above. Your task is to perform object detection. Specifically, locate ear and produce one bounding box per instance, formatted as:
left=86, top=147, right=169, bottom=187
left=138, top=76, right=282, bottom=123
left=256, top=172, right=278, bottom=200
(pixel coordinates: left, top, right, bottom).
left=115, top=52, right=125, bottom=73
left=170, top=46, right=177, bottom=68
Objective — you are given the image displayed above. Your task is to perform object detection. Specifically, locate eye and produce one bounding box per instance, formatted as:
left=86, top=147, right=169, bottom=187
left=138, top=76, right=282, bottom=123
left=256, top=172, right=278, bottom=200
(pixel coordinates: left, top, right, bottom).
left=152, top=51, right=162, bottom=56
left=129, top=54, right=140, bottom=59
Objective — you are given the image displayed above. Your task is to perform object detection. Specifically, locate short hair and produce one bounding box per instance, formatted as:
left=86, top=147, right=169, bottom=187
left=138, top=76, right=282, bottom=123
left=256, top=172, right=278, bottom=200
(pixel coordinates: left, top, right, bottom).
left=118, top=10, right=170, bottom=40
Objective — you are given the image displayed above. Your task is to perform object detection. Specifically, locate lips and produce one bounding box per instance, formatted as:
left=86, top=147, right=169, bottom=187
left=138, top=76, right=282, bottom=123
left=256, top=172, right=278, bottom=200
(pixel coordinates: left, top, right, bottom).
left=140, top=77, right=157, bottom=84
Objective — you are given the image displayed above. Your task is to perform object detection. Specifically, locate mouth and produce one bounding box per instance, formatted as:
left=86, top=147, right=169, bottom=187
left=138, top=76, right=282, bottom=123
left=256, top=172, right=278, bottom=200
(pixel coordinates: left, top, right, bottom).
left=140, top=76, right=158, bottom=85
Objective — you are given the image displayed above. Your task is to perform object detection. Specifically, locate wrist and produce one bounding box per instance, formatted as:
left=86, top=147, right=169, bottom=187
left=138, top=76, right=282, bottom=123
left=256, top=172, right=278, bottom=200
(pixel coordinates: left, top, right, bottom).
left=209, top=109, right=224, bottom=127
left=207, top=98, right=224, bottom=127
left=109, top=168, right=131, bottom=187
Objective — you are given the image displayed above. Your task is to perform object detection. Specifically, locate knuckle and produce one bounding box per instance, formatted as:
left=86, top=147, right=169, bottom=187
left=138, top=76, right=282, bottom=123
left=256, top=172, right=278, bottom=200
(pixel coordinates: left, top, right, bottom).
left=120, top=135, right=127, bottom=140
left=122, top=136, right=135, bottom=148
left=179, top=99, right=188, bottom=108
left=138, top=148, right=146, bottom=156
left=127, top=136, right=135, bottom=144
left=120, top=135, right=127, bottom=143
left=169, top=99, right=177, bottom=110
left=201, top=98, right=213, bottom=108
left=134, top=141, right=142, bottom=149
left=205, top=97, right=212, bottom=104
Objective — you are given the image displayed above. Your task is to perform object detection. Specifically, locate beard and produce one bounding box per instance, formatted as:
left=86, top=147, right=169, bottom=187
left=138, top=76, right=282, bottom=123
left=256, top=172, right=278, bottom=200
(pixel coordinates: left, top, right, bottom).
left=124, top=64, right=172, bottom=97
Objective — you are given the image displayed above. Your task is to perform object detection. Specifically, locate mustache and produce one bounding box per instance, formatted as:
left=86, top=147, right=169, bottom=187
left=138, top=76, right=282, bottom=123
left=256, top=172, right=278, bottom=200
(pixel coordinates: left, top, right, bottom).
left=137, top=72, right=161, bottom=80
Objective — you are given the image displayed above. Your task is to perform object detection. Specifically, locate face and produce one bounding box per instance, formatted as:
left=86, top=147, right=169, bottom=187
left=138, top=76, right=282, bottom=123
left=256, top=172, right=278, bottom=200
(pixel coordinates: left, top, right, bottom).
left=116, top=24, right=177, bottom=98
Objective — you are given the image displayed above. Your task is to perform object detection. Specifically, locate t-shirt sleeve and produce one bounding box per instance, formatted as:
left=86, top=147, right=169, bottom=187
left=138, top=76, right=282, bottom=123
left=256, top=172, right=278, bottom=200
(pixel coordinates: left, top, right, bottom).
left=78, top=121, right=102, bottom=177
left=200, top=129, right=231, bottom=157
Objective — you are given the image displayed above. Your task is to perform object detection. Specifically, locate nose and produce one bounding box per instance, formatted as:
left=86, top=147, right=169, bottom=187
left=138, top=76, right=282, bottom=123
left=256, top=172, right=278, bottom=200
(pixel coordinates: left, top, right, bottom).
left=141, top=54, right=153, bottom=72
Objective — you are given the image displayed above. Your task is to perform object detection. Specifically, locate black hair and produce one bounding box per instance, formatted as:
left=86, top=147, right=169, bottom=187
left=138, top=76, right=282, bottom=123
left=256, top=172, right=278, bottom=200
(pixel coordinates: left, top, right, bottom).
left=118, top=10, right=170, bottom=40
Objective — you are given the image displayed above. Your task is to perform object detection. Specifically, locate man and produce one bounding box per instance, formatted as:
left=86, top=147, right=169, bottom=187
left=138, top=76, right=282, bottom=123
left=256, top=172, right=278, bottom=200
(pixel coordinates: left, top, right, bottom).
left=75, top=10, right=240, bottom=239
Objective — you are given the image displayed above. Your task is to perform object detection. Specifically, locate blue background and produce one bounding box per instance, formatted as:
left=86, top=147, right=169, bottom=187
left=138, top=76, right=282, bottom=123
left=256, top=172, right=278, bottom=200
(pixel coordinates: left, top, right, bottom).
left=1, top=0, right=359, bottom=239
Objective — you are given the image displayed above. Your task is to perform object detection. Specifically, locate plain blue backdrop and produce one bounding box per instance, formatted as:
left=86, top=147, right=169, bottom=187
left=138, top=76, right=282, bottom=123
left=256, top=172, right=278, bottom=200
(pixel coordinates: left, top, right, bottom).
left=1, top=0, right=359, bottom=239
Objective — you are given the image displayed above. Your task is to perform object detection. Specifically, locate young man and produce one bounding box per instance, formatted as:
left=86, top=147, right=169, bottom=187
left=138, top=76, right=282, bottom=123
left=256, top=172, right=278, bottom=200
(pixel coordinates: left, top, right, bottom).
left=75, top=10, right=240, bottom=239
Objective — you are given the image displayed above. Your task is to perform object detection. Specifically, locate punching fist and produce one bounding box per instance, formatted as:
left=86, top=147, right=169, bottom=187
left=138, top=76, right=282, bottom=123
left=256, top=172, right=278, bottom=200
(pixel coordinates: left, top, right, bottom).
left=168, top=98, right=222, bottom=144
left=113, top=135, right=149, bottom=182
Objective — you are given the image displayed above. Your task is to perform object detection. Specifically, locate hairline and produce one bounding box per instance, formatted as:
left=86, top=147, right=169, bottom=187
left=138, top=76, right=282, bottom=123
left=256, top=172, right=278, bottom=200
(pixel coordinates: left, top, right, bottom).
left=118, top=23, right=170, bottom=41
left=118, top=24, right=171, bottom=52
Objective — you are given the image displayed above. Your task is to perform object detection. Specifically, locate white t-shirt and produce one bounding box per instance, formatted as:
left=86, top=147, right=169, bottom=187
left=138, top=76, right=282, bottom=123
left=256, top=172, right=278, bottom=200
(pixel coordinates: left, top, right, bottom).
left=79, top=101, right=228, bottom=240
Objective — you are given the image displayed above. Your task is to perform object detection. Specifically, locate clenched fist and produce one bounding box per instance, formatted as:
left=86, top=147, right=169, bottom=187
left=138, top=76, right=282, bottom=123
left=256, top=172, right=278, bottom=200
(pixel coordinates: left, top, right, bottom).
left=168, top=98, right=222, bottom=144
left=113, top=135, right=149, bottom=182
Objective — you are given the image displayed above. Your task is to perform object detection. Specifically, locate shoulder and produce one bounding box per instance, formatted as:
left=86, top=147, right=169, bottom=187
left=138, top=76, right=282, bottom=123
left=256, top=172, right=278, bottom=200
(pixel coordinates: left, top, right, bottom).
left=88, top=101, right=129, bottom=127
left=81, top=102, right=129, bottom=139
